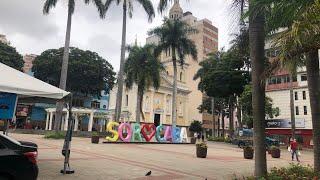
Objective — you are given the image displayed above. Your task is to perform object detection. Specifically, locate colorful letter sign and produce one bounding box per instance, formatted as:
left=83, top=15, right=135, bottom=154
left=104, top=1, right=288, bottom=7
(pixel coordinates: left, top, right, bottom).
left=105, top=121, right=188, bottom=143
left=105, top=121, right=119, bottom=142
left=141, top=124, right=156, bottom=142
left=118, top=123, right=132, bottom=142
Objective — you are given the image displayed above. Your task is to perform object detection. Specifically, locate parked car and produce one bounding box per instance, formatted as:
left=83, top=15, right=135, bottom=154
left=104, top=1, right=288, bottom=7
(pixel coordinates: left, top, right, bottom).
left=0, top=134, right=38, bottom=180
left=235, top=129, right=279, bottom=149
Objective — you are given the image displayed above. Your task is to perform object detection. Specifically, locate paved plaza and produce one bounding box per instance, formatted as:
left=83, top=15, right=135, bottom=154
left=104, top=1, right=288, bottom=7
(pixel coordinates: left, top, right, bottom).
left=10, top=133, right=314, bottom=180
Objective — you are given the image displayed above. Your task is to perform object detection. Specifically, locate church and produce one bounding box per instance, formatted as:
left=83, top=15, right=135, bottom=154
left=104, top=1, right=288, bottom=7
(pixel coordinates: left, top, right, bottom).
left=108, top=0, right=219, bottom=128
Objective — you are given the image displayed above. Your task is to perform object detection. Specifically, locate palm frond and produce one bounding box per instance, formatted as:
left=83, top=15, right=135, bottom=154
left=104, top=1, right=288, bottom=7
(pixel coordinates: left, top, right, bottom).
left=158, top=0, right=170, bottom=14
left=136, top=0, right=155, bottom=22
left=105, top=0, right=117, bottom=12
left=89, top=0, right=106, bottom=18
left=43, top=0, right=58, bottom=14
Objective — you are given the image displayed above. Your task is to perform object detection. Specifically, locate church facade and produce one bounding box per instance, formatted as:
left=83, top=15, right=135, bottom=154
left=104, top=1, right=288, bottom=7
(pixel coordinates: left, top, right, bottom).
left=108, top=0, right=219, bottom=127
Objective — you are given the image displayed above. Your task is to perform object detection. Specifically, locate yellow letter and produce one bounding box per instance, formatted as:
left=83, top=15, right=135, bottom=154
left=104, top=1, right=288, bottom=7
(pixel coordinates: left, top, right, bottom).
left=106, top=121, right=119, bottom=142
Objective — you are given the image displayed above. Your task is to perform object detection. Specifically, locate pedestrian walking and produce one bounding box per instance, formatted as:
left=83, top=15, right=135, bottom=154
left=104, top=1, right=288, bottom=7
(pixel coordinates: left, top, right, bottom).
left=290, top=139, right=300, bottom=162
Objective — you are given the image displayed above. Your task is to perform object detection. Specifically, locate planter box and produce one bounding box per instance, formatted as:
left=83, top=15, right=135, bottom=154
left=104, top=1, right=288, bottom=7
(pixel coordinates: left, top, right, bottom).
left=244, top=148, right=254, bottom=159
left=271, top=148, right=281, bottom=158
left=196, top=146, right=207, bottom=158
left=91, top=136, right=100, bottom=144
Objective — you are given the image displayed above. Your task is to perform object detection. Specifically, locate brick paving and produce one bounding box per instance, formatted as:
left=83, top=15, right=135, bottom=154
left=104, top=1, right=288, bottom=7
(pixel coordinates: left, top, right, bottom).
left=9, top=133, right=314, bottom=180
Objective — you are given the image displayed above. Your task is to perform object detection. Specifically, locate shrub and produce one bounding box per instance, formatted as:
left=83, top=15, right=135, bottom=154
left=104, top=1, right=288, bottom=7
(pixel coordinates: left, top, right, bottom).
left=44, top=131, right=65, bottom=139
left=189, top=120, right=202, bottom=133
left=270, top=145, right=279, bottom=150
left=234, top=164, right=320, bottom=179
left=207, top=136, right=226, bottom=142
left=92, top=131, right=99, bottom=136
left=224, top=137, right=232, bottom=143
left=196, top=142, right=208, bottom=148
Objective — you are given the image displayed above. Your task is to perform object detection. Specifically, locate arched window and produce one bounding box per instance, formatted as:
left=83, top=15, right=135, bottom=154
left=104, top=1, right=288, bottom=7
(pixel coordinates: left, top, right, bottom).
left=180, top=72, right=183, bottom=81
left=166, top=71, right=169, bottom=75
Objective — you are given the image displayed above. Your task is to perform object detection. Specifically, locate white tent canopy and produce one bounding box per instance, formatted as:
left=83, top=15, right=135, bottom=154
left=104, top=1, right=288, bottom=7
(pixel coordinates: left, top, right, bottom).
left=0, top=62, right=70, bottom=99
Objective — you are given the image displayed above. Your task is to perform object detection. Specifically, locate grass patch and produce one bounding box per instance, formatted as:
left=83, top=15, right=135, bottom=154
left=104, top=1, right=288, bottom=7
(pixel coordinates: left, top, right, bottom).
left=44, top=131, right=66, bottom=139
left=234, top=164, right=320, bottom=180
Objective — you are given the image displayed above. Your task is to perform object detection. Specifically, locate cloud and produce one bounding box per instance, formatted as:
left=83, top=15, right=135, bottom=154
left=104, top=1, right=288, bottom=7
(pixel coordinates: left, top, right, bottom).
left=0, top=0, right=238, bottom=71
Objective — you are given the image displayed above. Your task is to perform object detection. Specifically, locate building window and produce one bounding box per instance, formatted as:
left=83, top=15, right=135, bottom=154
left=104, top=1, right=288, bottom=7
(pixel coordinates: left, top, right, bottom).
left=303, top=91, right=306, bottom=100
left=304, top=106, right=307, bottom=115
left=295, top=106, right=299, bottom=115
left=180, top=72, right=183, bottom=81
left=126, top=95, right=129, bottom=106
left=91, top=101, right=100, bottom=109
left=294, top=92, right=298, bottom=100
left=276, top=76, right=282, bottom=84
left=178, top=101, right=183, bottom=115
left=301, top=74, right=307, bottom=81
left=166, top=71, right=169, bottom=75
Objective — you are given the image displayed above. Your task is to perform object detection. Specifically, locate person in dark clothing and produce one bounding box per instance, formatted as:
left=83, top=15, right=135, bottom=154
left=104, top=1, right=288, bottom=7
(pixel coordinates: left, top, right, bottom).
left=201, top=134, right=205, bottom=142
left=290, top=139, right=300, bottom=162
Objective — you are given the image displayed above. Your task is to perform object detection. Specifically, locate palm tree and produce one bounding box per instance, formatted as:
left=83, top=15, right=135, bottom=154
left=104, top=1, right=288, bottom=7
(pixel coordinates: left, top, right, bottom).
left=124, top=44, right=164, bottom=123
left=43, top=0, right=104, bottom=131
left=269, top=0, right=320, bottom=171
left=148, top=18, right=197, bottom=127
left=232, top=0, right=268, bottom=176
left=105, top=0, right=155, bottom=122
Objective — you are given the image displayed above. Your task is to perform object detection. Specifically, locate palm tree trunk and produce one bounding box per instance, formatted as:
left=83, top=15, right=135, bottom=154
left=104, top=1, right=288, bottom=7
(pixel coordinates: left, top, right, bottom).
left=229, top=96, right=234, bottom=137
left=237, top=98, right=243, bottom=129
left=135, top=86, right=141, bottom=124
left=217, top=112, right=221, bottom=137
left=136, top=86, right=145, bottom=123
left=222, top=111, right=225, bottom=138
left=249, top=0, right=267, bottom=176
left=54, top=5, right=73, bottom=131
left=115, top=0, right=127, bottom=122
left=171, top=47, right=178, bottom=127
left=211, top=97, right=215, bottom=137
left=305, top=50, right=320, bottom=172
left=289, top=73, right=295, bottom=139
left=139, top=93, right=145, bottom=122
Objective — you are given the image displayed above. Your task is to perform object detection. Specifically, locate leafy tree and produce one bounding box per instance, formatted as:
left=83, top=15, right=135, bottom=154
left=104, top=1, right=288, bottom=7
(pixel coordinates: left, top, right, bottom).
left=264, top=0, right=320, bottom=171
left=0, top=42, right=23, bottom=70
left=33, top=47, right=116, bottom=97
left=198, top=97, right=228, bottom=137
left=194, top=51, right=248, bottom=135
left=239, top=85, right=279, bottom=128
left=124, top=44, right=164, bottom=123
left=104, top=0, right=155, bottom=122
left=43, top=0, right=105, bottom=131
left=148, top=18, right=197, bottom=128
left=189, top=120, right=202, bottom=133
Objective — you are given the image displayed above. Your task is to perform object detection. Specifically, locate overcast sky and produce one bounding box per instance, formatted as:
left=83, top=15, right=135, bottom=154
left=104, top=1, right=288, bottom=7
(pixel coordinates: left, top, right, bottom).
left=0, top=0, right=240, bottom=71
